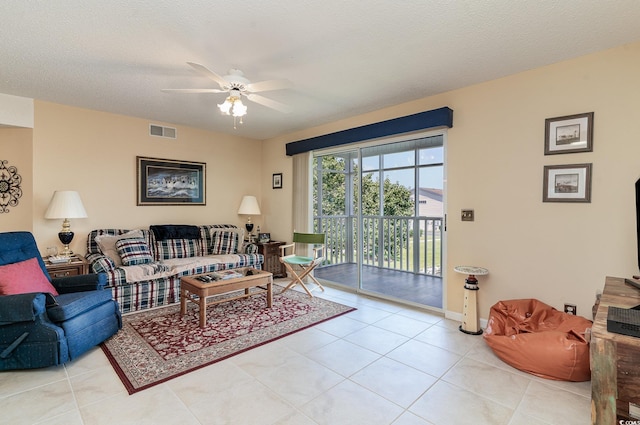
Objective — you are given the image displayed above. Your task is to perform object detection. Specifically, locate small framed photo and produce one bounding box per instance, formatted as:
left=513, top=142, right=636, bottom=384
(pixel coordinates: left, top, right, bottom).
left=543, top=163, right=592, bottom=203
left=544, top=112, right=594, bottom=155
left=258, top=233, right=271, bottom=243
left=272, top=173, right=283, bottom=189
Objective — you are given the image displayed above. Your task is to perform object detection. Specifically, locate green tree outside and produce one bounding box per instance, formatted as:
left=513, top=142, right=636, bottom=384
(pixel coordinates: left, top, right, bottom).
left=314, top=155, right=415, bottom=263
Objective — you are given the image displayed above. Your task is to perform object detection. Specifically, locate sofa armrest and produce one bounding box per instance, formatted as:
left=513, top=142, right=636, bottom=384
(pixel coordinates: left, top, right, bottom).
left=0, top=293, right=46, bottom=324
left=52, top=273, right=107, bottom=294
left=86, top=253, right=116, bottom=273
left=242, top=242, right=259, bottom=255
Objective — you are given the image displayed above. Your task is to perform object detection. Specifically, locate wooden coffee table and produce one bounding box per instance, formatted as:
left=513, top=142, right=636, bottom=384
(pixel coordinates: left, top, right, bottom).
left=180, top=268, right=273, bottom=328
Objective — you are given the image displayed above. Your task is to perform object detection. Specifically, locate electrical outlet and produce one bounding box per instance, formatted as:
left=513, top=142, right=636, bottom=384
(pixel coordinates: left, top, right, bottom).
left=564, top=303, right=577, bottom=315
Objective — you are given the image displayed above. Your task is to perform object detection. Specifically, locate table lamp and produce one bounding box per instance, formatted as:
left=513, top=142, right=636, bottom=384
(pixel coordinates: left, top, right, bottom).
left=237, top=195, right=261, bottom=241
left=44, top=190, right=88, bottom=256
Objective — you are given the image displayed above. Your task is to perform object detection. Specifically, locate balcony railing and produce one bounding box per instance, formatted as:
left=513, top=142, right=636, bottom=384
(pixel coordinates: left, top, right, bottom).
left=314, top=215, right=443, bottom=276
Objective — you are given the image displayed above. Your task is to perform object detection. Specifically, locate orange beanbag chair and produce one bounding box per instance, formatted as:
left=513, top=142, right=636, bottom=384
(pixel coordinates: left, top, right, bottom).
left=483, top=299, right=592, bottom=381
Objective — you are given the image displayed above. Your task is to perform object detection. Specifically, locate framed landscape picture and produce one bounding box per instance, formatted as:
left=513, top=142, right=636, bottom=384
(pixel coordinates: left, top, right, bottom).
left=544, top=112, right=594, bottom=155
left=137, top=156, right=206, bottom=205
left=543, top=163, right=592, bottom=203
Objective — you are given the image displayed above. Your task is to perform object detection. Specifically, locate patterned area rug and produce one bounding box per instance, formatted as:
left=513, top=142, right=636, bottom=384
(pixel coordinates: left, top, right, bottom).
left=101, top=288, right=356, bottom=394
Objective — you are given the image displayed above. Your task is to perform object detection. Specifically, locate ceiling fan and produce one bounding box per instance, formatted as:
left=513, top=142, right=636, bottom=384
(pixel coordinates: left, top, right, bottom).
left=162, top=62, right=293, bottom=126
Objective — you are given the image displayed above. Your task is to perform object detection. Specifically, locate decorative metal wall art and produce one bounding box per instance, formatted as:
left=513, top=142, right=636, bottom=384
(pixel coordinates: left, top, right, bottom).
left=0, top=159, right=23, bottom=213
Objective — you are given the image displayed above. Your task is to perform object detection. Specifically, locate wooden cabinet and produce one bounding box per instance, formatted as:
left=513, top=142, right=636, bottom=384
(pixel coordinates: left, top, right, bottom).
left=591, top=276, right=640, bottom=424
left=44, top=254, right=89, bottom=278
left=258, top=241, right=286, bottom=278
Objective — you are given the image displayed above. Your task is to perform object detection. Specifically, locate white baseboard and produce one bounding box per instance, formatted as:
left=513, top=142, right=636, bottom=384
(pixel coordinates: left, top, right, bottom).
left=444, top=310, right=488, bottom=330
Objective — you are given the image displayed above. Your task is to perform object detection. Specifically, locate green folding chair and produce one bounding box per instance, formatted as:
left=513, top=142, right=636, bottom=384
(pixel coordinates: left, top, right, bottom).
left=279, top=232, right=326, bottom=297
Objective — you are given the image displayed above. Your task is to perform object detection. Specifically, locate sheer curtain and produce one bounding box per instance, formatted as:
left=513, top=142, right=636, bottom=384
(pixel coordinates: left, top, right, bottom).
left=292, top=151, right=312, bottom=234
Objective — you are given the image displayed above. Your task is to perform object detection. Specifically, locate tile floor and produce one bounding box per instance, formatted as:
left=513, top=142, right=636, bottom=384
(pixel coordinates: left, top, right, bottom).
left=0, top=283, right=591, bottom=425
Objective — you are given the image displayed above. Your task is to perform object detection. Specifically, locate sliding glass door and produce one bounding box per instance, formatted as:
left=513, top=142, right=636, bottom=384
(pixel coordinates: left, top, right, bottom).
left=314, top=134, right=445, bottom=309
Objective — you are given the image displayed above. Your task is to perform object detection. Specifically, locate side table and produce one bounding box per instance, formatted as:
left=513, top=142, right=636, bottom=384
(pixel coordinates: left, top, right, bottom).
left=454, top=265, right=489, bottom=335
left=44, top=254, right=89, bottom=278
left=258, top=241, right=286, bottom=278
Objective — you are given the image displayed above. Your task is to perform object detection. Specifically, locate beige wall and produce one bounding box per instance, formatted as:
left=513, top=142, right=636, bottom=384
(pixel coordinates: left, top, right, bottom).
left=263, top=42, right=640, bottom=320
left=0, top=127, right=33, bottom=231
left=260, top=138, right=292, bottom=242
left=30, top=102, right=263, bottom=255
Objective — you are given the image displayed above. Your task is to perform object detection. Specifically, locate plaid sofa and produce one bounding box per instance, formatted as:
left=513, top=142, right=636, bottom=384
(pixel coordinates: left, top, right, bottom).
left=85, top=225, right=263, bottom=313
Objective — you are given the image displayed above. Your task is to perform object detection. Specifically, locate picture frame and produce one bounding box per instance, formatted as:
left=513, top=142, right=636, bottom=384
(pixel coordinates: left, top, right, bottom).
left=543, top=163, right=592, bottom=203
left=272, top=173, right=283, bottom=189
left=258, top=233, right=271, bottom=243
left=544, top=112, right=594, bottom=155
left=137, top=156, right=206, bottom=206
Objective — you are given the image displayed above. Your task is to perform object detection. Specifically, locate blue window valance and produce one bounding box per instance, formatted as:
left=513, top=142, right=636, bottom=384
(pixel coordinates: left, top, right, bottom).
left=285, top=106, right=453, bottom=156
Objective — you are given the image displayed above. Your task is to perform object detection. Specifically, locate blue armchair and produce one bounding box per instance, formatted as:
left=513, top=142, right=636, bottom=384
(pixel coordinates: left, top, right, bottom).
left=0, top=231, right=121, bottom=370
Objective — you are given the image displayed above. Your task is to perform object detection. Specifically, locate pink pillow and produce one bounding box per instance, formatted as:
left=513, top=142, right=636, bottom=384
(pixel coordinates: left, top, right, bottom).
left=0, top=257, right=59, bottom=296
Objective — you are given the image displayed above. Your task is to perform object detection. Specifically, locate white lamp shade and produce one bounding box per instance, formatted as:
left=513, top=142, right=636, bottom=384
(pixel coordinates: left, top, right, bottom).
left=44, top=191, right=88, bottom=219
left=237, top=196, right=261, bottom=216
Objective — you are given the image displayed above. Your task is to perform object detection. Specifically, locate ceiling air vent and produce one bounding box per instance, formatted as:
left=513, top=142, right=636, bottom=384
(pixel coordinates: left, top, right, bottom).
left=149, top=124, right=177, bottom=139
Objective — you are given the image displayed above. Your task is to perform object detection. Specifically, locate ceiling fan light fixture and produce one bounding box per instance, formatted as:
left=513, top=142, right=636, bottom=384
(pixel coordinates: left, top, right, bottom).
left=218, top=88, right=247, bottom=120
left=218, top=98, right=233, bottom=115
left=232, top=99, right=247, bottom=117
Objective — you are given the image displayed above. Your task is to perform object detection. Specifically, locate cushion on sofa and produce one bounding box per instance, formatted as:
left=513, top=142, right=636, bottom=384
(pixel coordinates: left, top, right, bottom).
left=95, top=229, right=144, bottom=266
left=154, top=238, right=204, bottom=260
left=210, top=230, right=239, bottom=255
left=116, top=238, right=153, bottom=266
left=0, top=257, right=59, bottom=296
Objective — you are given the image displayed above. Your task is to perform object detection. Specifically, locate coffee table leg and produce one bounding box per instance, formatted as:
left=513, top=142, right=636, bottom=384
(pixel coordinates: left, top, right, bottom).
left=267, top=276, right=273, bottom=308
left=180, top=288, right=187, bottom=317
left=199, top=294, right=207, bottom=328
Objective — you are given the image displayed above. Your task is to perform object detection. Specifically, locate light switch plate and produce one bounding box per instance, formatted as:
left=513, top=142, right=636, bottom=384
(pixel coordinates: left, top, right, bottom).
left=461, top=209, right=474, bottom=221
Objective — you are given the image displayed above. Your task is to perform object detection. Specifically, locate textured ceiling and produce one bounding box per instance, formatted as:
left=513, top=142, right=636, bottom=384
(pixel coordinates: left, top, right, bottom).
left=2, top=1, right=640, bottom=140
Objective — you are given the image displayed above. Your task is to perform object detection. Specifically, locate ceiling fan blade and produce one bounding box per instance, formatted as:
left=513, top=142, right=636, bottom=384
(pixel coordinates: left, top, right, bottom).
left=161, top=88, right=225, bottom=93
left=246, top=79, right=293, bottom=93
left=186, top=62, right=228, bottom=88
left=246, top=93, right=292, bottom=114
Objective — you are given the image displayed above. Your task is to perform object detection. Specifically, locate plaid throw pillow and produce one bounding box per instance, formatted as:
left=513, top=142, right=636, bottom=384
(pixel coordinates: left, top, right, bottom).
left=116, top=237, right=153, bottom=266
left=211, top=230, right=238, bottom=255
left=94, top=229, right=144, bottom=266
left=154, top=238, right=201, bottom=260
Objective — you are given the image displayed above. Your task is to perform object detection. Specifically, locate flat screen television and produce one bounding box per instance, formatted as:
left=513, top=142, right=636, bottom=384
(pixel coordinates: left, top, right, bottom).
left=637, top=178, right=640, bottom=270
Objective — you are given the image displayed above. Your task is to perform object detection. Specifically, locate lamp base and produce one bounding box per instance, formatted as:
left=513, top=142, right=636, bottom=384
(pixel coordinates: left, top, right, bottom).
left=245, top=222, right=254, bottom=243
left=58, top=231, right=74, bottom=257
